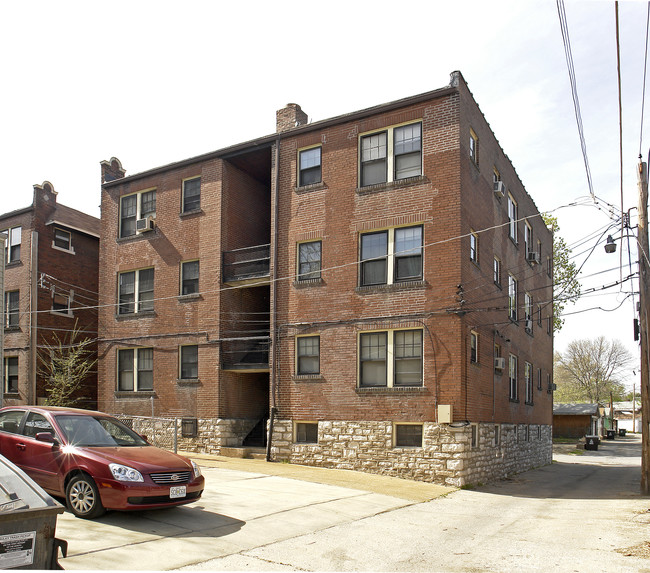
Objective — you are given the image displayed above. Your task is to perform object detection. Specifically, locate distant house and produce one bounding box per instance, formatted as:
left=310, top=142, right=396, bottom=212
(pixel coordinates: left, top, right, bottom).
left=612, top=401, right=641, bottom=433
left=553, top=403, right=602, bottom=438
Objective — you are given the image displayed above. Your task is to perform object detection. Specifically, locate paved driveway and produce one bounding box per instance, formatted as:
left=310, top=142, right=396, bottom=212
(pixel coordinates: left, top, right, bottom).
left=57, top=436, right=650, bottom=571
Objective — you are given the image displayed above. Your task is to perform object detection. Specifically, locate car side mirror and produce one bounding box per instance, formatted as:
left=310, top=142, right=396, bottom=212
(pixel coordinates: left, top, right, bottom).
left=35, top=432, right=59, bottom=447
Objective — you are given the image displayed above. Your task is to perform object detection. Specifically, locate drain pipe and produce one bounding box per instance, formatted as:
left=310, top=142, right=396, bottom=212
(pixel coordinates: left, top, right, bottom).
left=266, top=136, right=281, bottom=462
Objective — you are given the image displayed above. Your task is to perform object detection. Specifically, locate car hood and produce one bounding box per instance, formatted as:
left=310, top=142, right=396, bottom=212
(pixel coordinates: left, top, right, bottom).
left=77, top=446, right=193, bottom=472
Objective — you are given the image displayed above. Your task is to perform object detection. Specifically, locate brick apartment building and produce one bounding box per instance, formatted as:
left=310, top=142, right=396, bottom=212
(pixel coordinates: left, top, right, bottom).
left=98, top=71, right=553, bottom=486
left=2, top=182, right=100, bottom=408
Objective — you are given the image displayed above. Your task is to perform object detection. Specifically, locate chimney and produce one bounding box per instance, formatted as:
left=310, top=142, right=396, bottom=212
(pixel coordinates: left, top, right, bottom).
left=100, top=157, right=126, bottom=183
left=276, top=103, right=308, bottom=133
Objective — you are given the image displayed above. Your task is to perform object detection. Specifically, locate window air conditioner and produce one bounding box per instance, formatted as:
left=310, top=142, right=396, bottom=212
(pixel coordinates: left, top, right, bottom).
left=136, top=216, right=156, bottom=233
left=526, top=320, right=533, bottom=331
left=494, top=181, right=506, bottom=198
left=527, top=251, right=541, bottom=265
left=494, top=357, right=506, bottom=370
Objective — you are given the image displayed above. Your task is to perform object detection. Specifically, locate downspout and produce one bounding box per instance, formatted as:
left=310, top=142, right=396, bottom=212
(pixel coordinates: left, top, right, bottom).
left=266, top=136, right=281, bottom=462
left=30, top=230, right=38, bottom=404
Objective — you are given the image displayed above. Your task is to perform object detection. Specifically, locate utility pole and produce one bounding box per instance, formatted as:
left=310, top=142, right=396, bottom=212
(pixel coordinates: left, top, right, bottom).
left=637, top=158, right=650, bottom=494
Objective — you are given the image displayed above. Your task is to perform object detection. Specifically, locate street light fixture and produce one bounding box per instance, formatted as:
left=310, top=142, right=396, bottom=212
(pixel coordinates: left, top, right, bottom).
left=604, top=235, right=617, bottom=254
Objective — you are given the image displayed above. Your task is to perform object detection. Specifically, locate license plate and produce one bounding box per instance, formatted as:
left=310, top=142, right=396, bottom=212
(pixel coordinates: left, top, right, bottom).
left=170, top=486, right=186, bottom=499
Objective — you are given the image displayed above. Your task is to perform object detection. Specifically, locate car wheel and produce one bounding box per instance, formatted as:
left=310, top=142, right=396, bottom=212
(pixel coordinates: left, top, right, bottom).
left=66, top=474, right=105, bottom=519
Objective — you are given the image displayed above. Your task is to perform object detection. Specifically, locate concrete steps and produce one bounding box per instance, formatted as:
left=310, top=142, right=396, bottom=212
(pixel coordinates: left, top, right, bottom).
left=220, top=446, right=267, bottom=460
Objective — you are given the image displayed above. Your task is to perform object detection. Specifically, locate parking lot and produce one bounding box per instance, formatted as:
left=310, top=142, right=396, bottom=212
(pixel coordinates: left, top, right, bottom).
left=56, top=456, right=451, bottom=570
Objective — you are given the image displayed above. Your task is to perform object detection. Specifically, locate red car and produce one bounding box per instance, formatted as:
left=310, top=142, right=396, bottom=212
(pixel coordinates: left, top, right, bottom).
left=0, top=406, right=204, bottom=519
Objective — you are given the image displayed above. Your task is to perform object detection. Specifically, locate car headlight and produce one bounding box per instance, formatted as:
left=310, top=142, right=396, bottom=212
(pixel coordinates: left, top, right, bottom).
left=191, top=460, right=201, bottom=478
left=109, top=463, right=144, bottom=482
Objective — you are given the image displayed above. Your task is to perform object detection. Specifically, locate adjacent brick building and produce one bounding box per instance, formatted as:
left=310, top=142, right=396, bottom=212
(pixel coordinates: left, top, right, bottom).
left=2, top=182, right=100, bottom=408
left=97, top=71, right=553, bottom=486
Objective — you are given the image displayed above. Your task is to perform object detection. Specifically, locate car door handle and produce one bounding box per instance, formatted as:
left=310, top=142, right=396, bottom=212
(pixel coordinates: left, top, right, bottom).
left=16, top=443, right=26, bottom=451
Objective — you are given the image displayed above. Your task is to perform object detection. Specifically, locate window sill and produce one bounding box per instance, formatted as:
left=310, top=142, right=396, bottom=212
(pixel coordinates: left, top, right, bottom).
left=116, top=230, right=158, bottom=244
left=293, top=374, right=324, bottom=382
left=3, top=393, right=20, bottom=398
left=525, top=401, right=534, bottom=406
left=4, top=326, right=21, bottom=333
left=509, top=398, right=520, bottom=404
left=115, top=311, right=157, bottom=321
left=5, top=260, right=22, bottom=269
left=50, top=310, right=74, bottom=318
left=525, top=328, right=534, bottom=337
left=356, top=386, right=426, bottom=394
left=356, top=280, right=427, bottom=294
left=177, top=378, right=201, bottom=386
left=115, top=391, right=156, bottom=398
left=356, top=175, right=428, bottom=195
left=293, top=277, right=324, bottom=288
left=178, top=293, right=202, bottom=302
left=51, top=243, right=75, bottom=255
left=180, top=208, right=204, bottom=218
left=295, top=182, right=327, bottom=194
left=508, top=236, right=519, bottom=249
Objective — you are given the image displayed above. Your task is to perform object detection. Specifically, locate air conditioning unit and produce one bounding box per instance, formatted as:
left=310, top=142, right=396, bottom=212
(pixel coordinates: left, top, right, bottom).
left=136, top=216, right=155, bottom=233
left=494, top=357, right=506, bottom=370
left=493, top=181, right=506, bottom=198
left=527, top=251, right=541, bottom=265
left=526, top=320, right=533, bottom=331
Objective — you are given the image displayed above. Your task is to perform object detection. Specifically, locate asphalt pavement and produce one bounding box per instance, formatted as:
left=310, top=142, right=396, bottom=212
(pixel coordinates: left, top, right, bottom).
left=56, top=434, right=650, bottom=571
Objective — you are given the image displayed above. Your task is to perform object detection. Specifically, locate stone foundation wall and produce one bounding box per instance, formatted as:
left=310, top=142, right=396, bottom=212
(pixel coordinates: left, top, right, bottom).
left=270, top=420, right=552, bottom=487
left=176, top=418, right=257, bottom=454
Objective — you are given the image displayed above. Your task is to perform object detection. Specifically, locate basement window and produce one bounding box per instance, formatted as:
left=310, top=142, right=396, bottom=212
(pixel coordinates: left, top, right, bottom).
left=394, top=424, right=423, bottom=448
left=295, top=422, right=318, bottom=444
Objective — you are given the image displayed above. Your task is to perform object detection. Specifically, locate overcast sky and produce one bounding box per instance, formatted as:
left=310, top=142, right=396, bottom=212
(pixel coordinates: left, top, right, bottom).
left=1, top=0, right=647, bottom=388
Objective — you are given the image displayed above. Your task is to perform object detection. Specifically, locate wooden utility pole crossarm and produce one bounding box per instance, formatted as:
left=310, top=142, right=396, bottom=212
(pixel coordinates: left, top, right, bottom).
left=637, top=158, right=650, bottom=494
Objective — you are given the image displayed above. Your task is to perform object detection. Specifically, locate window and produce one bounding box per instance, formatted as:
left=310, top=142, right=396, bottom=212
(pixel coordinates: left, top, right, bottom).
left=524, top=425, right=530, bottom=442
left=537, top=304, right=543, bottom=327
left=52, top=292, right=71, bottom=315
left=547, top=256, right=552, bottom=278
left=537, top=367, right=543, bottom=390
left=359, top=329, right=423, bottom=388
left=547, top=314, right=552, bottom=335
left=509, top=354, right=518, bottom=401
left=0, top=409, right=24, bottom=433
left=118, top=268, right=154, bottom=314
left=360, top=226, right=422, bottom=286
left=5, top=291, right=19, bottom=327
left=53, top=228, right=72, bottom=251
left=180, top=345, right=198, bottom=379
left=360, top=122, right=421, bottom=187
left=23, top=412, right=55, bottom=439
left=395, top=424, right=423, bottom=448
left=118, top=348, right=154, bottom=391
left=469, top=129, right=479, bottom=165
left=181, top=261, right=199, bottom=295
left=298, top=147, right=322, bottom=186
left=471, top=424, right=478, bottom=449
left=297, top=241, right=322, bottom=281
left=524, top=293, right=532, bottom=332
left=470, top=331, right=478, bottom=363
left=508, top=194, right=518, bottom=242
left=494, top=424, right=500, bottom=446
left=508, top=275, right=517, bottom=321
left=4, top=357, right=18, bottom=394
left=524, top=221, right=532, bottom=256
left=470, top=231, right=478, bottom=263
left=525, top=362, right=533, bottom=404
left=547, top=373, right=553, bottom=393
left=120, top=189, right=156, bottom=238
left=537, top=425, right=542, bottom=440
left=296, top=336, right=320, bottom=375
left=3, top=226, right=21, bottom=262
left=295, top=422, right=318, bottom=444
left=493, top=257, right=501, bottom=287
left=182, top=177, right=201, bottom=213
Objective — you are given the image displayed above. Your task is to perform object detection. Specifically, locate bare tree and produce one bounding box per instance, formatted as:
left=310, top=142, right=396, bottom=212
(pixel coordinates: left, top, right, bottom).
left=38, top=322, right=97, bottom=407
left=554, top=337, right=633, bottom=403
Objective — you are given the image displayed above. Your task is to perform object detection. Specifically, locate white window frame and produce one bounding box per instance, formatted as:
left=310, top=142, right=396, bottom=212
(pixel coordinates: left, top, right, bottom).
left=296, top=335, right=320, bottom=376
left=298, top=145, right=322, bottom=187
left=469, top=128, right=479, bottom=166
left=182, top=177, right=201, bottom=213
left=3, top=226, right=21, bottom=263
left=51, top=290, right=73, bottom=317
left=118, top=267, right=154, bottom=314
left=117, top=347, right=154, bottom=392
left=508, top=275, right=518, bottom=321
left=524, top=220, right=532, bottom=257
left=470, top=230, right=479, bottom=263
left=525, top=361, right=533, bottom=404
left=508, top=194, right=518, bottom=242
left=358, top=328, right=423, bottom=388
left=119, top=188, right=156, bottom=238
left=359, top=225, right=423, bottom=286
left=493, top=256, right=501, bottom=287
left=5, top=290, right=19, bottom=328
left=470, top=331, right=478, bottom=364
left=180, top=260, right=200, bottom=296
left=509, top=354, right=518, bottom=401
left=52, top=227, right=74, bottom=253
left=359, top=121, right=422, bottom=187
left=524, top=292, right=533, bottom=332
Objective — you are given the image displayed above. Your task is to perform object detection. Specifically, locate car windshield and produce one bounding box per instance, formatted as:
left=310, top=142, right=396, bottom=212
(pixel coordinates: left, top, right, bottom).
left=56, top=415, right=148, bottom=447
